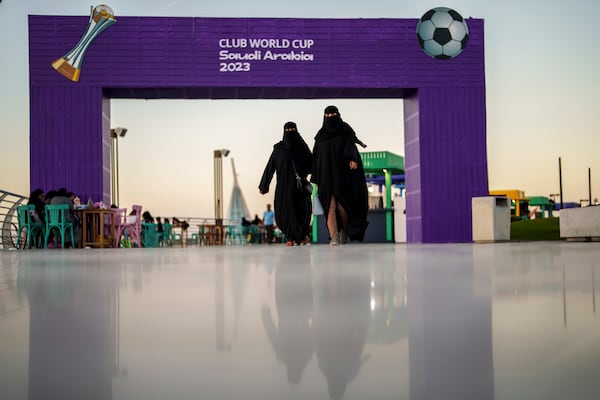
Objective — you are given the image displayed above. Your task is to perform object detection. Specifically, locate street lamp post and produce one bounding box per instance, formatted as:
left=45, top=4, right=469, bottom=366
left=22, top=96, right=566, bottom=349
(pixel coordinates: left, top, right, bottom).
left=558, top=157, right=564, bottom=210
left=213, top=149, right=230, bottom=226
left=110, top=127, right=128, bottom=206
left=588, top=167, right=592, bottom=206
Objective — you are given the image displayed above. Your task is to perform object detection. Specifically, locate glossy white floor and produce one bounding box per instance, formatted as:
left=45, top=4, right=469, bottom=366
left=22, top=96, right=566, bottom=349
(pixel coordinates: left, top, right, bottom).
left=1, top=242, right=600, bottom=400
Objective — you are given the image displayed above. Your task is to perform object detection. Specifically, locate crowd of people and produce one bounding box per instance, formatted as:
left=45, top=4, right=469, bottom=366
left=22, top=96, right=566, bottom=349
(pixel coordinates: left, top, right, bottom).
left=26, top=187, right=82, bottom=248
left=24, top=187, right=189, bottom=248
left=259, top=105, right=369, bottom=246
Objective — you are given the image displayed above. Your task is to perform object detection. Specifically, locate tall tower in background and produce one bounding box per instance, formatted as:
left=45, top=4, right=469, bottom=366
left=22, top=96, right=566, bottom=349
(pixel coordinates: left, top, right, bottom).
left=227, top=159, right=251, bottom=226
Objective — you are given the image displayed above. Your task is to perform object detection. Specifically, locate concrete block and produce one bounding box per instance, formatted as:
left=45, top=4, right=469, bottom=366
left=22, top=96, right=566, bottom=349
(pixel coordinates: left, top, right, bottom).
left=559, top=206, right=600, bottom=238
left=472, top=196, right=511, bottom=242
left=394, top=195, right=406, bottom=243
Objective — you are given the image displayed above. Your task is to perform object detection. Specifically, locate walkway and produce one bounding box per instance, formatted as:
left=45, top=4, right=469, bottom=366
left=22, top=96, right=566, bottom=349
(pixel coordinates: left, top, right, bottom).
left=1, top=242, right=600, bottom=399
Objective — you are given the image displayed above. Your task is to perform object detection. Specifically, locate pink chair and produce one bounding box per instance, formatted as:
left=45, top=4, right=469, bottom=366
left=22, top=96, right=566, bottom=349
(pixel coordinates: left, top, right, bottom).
left=113, top=208, right=128, bottom=247
left=115, top=205, right=142, bottom=248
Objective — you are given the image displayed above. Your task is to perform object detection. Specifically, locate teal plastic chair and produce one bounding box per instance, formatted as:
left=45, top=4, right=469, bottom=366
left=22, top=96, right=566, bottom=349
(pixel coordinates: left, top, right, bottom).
left=241, top=225, right=250, bottom=244
left=249, top=225, right=261, bottom=243
left=16, top=204, right=45, bottom=249
left=225, top=225, right=244, bottom=245
left=188, top=232, right=199, bottom=245
left=171, top=228, right=183, bottom=246
left=44, top=204, right=75, bottom=249
left=160, top=223, right=172, bottom=247
left=142, top=222, right=159, bottom=247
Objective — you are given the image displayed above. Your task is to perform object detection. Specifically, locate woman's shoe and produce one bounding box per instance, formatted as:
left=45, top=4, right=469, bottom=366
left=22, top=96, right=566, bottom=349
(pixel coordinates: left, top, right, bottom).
left=286, top=241, right=294, bottom=247
left=329, top=237, right=339, bottom=246
left=340, top=230, right=349, bottom=245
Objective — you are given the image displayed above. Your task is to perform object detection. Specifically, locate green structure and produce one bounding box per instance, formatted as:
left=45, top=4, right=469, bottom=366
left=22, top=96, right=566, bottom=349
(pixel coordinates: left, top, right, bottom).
left=527, top=196, right=555, bottom=218
left=361, top=151, right=405, bottom=241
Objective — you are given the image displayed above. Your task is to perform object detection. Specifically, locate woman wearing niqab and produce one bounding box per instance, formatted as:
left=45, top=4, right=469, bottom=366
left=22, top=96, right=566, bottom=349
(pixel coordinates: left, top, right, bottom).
left=311, top=106, right=368, bottom=245
left=259, top=122, right=313, bottom=245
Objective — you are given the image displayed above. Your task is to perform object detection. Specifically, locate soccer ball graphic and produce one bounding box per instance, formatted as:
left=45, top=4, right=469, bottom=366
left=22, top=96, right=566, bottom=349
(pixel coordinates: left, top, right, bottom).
left=416, top=7, right=469, bottom=59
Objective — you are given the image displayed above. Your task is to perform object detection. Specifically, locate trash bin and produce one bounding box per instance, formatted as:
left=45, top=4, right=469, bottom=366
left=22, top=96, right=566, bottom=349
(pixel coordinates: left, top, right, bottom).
left=393, top=195, right=406, bottom=243
left=471, top=196, right=510, bottom=242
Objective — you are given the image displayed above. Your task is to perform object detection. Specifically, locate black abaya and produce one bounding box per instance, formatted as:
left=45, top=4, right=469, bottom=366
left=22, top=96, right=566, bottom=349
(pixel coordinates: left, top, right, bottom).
left=259, top=134, right=312, bottom=244
left=311, top=120, right=369, bottom=241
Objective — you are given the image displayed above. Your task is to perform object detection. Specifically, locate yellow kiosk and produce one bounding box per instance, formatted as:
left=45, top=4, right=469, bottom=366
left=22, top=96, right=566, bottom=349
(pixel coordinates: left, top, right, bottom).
left=489, top=189, right=528, bottom=219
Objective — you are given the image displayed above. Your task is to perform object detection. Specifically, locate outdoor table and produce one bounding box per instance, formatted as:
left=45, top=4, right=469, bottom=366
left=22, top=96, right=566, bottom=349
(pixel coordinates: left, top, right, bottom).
left=77, top=208, right=115, bottom=248
left=197, top=224, right=225, bottom=245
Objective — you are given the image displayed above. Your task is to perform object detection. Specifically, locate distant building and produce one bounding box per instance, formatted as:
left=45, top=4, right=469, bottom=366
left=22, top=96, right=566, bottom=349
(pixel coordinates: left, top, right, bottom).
left=489, top=189, right=528, bottom=219
left=527, top=196, right=554, bottom=219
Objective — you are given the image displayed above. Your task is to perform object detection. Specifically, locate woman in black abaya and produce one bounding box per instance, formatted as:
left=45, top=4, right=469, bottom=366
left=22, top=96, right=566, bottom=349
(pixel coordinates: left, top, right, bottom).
left=311, top=105, right=368, bottom=245
left=259, top=122, right=313, bottom=246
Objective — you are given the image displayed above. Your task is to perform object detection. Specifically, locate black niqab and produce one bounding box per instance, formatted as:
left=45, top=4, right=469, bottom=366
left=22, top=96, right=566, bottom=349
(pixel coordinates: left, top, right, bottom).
left=323, top=105, right=343, bottom=131
left=283, top=121, right=299, bottom=150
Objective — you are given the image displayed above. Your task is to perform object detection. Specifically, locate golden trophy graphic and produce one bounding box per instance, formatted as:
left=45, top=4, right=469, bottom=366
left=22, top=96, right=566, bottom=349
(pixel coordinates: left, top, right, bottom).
left=51, top=5, right=116, bottom=82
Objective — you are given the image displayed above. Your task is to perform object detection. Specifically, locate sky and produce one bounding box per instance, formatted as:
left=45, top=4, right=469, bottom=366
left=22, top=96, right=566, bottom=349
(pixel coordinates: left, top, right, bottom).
left=1, top=0, right=599, bottom=219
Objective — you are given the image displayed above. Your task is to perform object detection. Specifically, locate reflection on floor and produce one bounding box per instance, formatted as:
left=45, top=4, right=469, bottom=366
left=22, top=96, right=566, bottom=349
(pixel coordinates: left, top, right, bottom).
left=1, top=242, right=600, bottom=400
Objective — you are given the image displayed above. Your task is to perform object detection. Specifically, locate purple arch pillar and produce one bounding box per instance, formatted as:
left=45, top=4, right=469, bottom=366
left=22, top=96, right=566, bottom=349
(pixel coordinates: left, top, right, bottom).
left=28, top=15, right=488, bottom=243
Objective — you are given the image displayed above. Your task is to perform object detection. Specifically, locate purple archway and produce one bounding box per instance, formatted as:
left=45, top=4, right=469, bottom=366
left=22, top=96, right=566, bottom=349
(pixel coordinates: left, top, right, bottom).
left=28, top=15, right=487, bottom=243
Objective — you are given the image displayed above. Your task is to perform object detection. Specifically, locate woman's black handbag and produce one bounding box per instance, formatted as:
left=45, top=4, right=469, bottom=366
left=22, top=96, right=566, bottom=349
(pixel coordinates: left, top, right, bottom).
left=292, top=160, right=313, bottom=195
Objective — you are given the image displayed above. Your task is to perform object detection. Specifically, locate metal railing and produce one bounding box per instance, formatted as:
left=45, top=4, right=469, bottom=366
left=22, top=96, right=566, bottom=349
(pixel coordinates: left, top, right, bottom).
left=0, top=189, right=28, bottom=249
left=170, top=216, right=240, bottom=228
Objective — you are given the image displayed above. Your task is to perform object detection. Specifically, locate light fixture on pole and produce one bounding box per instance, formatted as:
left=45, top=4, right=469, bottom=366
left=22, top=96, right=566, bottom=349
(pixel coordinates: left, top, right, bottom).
left=110, top=127, right=128, bottom=206
left=214, top=149, right=230, bottom=226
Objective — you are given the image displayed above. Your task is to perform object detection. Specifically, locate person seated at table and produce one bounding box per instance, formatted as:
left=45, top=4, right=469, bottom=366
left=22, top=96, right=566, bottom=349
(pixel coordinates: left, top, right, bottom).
left=28, top=188, right=46, bottom=224
left=44, top=190, right=57, bottom=205
left=249, top=214, right=263, bottom=244
left=127, top=209, right=137, bottom=224
left=72, top=194, right=82, bottom=209
left=251, top=214, right=263, bottom=225
left=160, top=218, right=172, bottom=246
left=241, top=217, right=251, bottom=243
left=67, top=192, right=82, bottom=224
left=142, top=211, right=155, bottom=223
left=26, top=188, right=46, bottom=247
left=50, top=187, right=81, bottom=247
left=155, top=216, right=163, bottom=242
left=172, top=217, right=189, bottom=231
